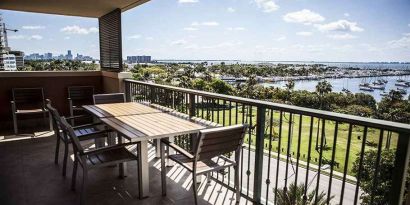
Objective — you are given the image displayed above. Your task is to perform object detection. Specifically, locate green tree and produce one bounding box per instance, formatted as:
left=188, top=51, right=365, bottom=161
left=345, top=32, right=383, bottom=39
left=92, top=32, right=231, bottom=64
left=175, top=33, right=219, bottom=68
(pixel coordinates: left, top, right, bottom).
left=352, top=149, right=410, bottom=205
left=209, top=78, right=233, bottom=95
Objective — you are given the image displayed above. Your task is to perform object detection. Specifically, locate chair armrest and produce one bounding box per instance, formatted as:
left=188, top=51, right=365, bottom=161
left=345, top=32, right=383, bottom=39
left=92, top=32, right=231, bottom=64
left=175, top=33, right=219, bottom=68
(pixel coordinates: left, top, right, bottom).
left=77, top=129, right=111, bottom=141
left=82, top=142, right=138, bottom=156
left=72, top=122, right=102, bottom=129
left=161, top=139, right=194, bottom=159
left=11, top=101, right=16, bottom=113
left=65, top=114, right=92, bottom=120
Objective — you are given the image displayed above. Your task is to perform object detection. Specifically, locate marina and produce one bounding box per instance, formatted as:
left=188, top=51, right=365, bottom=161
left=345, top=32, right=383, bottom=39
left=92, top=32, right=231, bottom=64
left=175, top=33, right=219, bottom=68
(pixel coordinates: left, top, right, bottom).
left=262, top=75, right=410, bottom=102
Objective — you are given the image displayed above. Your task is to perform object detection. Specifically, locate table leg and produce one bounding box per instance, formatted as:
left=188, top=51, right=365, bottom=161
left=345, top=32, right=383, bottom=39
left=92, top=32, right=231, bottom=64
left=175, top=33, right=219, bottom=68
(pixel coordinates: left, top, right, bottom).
left=166, top=137, right=176, bottom=166
left=119, top=134, right=127, bottom=178
left=94, top=116, right=105, bottom=148
left=138, top=140, right=149, bottom=199
left=155, top=139, right=161, bottom=158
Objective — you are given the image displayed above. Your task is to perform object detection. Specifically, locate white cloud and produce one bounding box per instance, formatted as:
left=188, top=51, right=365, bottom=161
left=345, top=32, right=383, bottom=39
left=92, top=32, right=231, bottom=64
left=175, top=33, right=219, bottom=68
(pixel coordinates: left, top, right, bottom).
left=201, top=21, right=219, bottom=26
left=408, top=23, right=410, bottom=27
left=30, top=35, right=43, bottom=40
left=170, top=39, right=188, bottom=46
left=296, top=31, right=313, bottom=36
left=388, top=33, right=410, bottom=49
left=283, top=9, right=324, bottom=25
left=227, top=27, right=246, bottom=31
left=8, top=35, right=43, bottom=40
left=344, top=13, right=350, bottom=17
left=178, top=0, right=198, bottom=3
left=327, top=33, right=357, bottom=40
left=145, top=37, right=154, bottom=40
left=129, top=35, right=142, bottom=39
left=315, top=20, right=364, bottom=32
left=191, top=21, right=219, bottom=26
left=275, top=35, right=286, bottom=41
left=60, top=25, right=98, bottom=35
left=227, top=7, right=235, bottom=13
left=183, top=27, right=198, bottom=31
left=22, top=25, right=45, bottom=30
left=202, top=41, right=242, bottom=49
left=64, top=36, right=71, bottom=40
left=254, top=0, right=279, bottom=13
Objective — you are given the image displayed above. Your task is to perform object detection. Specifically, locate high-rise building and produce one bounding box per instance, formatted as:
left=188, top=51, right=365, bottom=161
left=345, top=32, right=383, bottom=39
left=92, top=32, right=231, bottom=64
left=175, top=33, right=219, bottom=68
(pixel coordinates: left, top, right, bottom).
left=127, top=55, right=151, bottom=63
left=66, top=50, right=73, bottom=60
left=9, top=51, right=24, bottom=69
left=3, top=54, right=17, bottom=71
left=44, top=52, right=52, bottom=60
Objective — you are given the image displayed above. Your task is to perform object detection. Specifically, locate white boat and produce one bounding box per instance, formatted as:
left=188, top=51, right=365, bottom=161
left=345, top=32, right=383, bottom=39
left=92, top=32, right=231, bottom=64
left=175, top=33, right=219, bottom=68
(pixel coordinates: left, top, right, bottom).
left=380, top=91, right=389, bottom=96
left=397, top=88, right=407, bottom=94
left=359, top=86, right=374, bottom=92
left=369, top=84, right=385, bottom=90
left=395, top=82, right=410, bottom=87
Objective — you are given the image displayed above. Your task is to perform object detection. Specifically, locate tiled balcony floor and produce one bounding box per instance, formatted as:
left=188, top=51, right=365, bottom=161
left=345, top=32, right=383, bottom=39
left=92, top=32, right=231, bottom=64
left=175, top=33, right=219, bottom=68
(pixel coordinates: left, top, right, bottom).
left=0, top=132, right=251, bottom=205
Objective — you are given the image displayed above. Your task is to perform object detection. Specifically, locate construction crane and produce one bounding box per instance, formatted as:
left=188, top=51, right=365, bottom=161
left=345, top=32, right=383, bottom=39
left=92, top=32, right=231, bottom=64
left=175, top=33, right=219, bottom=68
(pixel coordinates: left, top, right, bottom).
left=0, top=14, right=18, bottom=70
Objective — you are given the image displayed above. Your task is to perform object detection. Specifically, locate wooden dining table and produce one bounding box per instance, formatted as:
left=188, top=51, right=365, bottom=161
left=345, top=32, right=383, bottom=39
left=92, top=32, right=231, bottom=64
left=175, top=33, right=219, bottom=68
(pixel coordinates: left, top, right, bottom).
left=83, top=102, right=206, bottom=198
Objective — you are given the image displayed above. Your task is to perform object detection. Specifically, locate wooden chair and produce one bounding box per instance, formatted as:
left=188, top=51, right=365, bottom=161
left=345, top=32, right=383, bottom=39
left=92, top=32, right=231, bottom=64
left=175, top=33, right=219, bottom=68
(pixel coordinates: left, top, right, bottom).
left=68, top=86, right=94, bottom=125
left=93, top=93, right=125, bottom=104
left=59, top=117, right=139, bottom=205
left=160, top=124, right=248, bottom=205
left=46, top=100, right=110, bottom=177
left=11, top=87, right=51, bottom=134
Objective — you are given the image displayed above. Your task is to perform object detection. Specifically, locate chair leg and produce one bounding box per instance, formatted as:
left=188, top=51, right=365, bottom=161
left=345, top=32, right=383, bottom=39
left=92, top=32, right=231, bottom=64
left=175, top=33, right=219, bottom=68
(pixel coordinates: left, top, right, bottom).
left=192, top=172, right=198, bottom=205
left=54, top=134, right=60, bottom=164
left=234, top=165, right=240, bottom=204
left=62, top=142, right=69, bottom=177
left=12, top=113, right=18, bottom=135
left=81, top=168, right=88, bottom=205
left=71, top=159, right=78, bottom=191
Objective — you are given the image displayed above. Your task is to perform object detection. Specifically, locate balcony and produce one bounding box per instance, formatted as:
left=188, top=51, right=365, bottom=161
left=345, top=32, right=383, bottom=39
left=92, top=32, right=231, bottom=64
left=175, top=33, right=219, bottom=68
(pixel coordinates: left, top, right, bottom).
left=1, top=1, right=409, bottom=204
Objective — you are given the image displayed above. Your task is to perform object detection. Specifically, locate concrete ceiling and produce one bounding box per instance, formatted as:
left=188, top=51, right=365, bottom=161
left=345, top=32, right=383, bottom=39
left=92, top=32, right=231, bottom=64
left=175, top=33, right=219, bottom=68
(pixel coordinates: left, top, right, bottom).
left=0, top=0, right=150, bottom=18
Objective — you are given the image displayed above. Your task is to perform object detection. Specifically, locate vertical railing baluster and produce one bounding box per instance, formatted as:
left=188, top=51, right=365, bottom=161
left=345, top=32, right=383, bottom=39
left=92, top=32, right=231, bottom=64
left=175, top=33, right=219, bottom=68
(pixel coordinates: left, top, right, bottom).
left=390, top=132, right=410, bottom=205
left=274, top=111, right=283, bottom=204
left=340, top=124, right=353, bottom=205
left=294, top=114, right=303, bottom=193
left=253, top=105, right=266, bottom=204
left=354, top=126, right=368, bottom=204
left=303, top=116, right=314, bottom=201
left=327, top=121, right=339, bottom=204
left=370, top=129, right=384, bottom=204
left=265, top=109, right=274, bottom=205
left=315, top=119, right=326, bottom=204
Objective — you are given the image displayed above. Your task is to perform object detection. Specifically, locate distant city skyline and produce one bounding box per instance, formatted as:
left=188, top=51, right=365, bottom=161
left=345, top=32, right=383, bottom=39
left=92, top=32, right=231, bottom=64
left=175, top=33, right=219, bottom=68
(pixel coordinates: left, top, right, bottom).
left=24, top=50, right=94, bottom=61
left=1, top=0, right=410, bottom=62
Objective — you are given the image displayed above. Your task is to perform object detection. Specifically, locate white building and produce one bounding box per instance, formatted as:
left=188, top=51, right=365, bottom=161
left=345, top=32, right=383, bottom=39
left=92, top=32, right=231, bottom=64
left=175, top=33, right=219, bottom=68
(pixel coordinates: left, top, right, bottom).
left=3, top=54, right=17, bottom=71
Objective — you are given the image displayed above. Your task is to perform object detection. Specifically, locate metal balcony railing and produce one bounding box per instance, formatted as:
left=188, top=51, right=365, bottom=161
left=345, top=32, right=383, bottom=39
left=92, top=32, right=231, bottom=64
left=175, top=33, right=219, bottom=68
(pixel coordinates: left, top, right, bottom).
left=125, top=79, right=410, bottom=205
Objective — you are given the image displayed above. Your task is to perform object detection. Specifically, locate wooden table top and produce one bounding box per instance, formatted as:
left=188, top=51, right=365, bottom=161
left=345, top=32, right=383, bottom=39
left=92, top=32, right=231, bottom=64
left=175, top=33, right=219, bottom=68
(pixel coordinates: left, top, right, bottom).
left=100, top=112, right=206, bottom=142
left=83, top=102, right=162, bottom=118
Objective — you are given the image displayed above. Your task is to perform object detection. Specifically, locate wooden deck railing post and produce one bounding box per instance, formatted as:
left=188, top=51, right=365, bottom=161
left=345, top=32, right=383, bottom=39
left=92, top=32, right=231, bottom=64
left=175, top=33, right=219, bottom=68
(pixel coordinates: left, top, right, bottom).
left=125, top=81, right=131, bottom=102
left=150, top=85, right=155, bottom=103
left=253, top=106, right=266, bottom=205
left=189, top=93, right=196, bottom=152
left=390, top=132, right=410, bottom=205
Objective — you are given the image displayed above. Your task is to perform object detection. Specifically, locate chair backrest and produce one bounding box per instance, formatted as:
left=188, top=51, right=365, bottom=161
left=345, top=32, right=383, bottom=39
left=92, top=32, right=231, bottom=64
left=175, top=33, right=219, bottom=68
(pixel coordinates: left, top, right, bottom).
left=46, top=100, right=65, bottom=138
left=12, top=87, right=45, bottom=109
left=59, top=117, right=84, bottom=154
left=68, top=86, right=94, bottom=105
left=93, top=93, right=125, bottom=105
left=194, top=124, right=248, bottom=161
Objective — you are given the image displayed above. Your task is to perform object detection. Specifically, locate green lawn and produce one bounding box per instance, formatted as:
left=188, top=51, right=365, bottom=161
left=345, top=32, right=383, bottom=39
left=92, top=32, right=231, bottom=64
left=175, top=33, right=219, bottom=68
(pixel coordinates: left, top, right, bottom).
left=192, top=103, right=398, bottom=175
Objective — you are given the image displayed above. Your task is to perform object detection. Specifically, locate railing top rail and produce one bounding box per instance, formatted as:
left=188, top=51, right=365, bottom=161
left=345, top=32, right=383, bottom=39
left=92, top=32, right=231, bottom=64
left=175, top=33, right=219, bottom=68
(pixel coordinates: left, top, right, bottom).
left=125, top=79, right=410, bottom=134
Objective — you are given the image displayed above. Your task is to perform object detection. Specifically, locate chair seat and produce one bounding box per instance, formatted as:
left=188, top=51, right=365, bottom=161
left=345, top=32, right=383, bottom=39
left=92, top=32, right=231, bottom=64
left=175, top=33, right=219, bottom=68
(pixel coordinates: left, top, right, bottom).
left=169, top=154, right=235, bottom=174
left=85, top=148, right=137, bottom=168
left=16, top=108, right=47, bottom=114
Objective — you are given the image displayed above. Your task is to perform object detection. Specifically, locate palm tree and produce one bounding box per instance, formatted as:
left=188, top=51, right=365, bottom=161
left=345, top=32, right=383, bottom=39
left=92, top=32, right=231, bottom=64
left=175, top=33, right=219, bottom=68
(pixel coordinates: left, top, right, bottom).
left=285, top=80, right=295, bottom=103
left=275, top=182, right=333, bottom=205
left=315, top=80, right=332, bottom=150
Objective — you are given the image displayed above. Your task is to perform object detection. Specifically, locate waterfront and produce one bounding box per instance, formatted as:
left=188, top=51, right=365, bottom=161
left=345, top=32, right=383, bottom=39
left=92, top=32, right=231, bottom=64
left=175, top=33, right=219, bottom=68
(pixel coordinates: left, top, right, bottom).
left=262, top=75, right=410, bottom=101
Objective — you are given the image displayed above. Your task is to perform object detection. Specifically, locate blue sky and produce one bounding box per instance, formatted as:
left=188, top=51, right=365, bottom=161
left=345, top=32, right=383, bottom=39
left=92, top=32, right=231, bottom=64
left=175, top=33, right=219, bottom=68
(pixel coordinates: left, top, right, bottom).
left=1, top=0, right=410, bottom=62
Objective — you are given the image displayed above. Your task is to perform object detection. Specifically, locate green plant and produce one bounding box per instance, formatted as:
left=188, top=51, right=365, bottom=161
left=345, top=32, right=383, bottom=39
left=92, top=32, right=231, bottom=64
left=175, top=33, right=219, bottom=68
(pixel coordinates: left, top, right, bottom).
left=275, top=182, right=333, bottom=205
